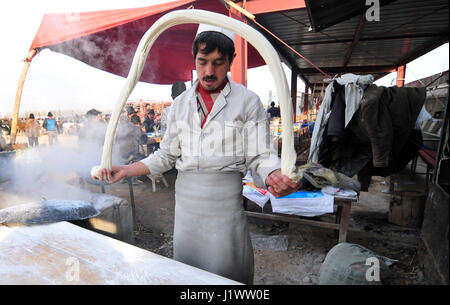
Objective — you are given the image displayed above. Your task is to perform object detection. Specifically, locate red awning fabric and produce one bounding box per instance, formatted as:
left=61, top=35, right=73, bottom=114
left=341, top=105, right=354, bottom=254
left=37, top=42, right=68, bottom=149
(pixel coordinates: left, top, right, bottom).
left=29, top=0, right=265, bottom=84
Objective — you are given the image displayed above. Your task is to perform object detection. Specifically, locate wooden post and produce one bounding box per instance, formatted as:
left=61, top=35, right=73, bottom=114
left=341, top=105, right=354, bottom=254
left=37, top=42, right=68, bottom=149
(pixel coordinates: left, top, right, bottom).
left=10, top=49, right=37, bottom=145
left=229, top=2, right=248, bottom=86
left=303, top=83, right=310, bottom=116
left=291, top=69, right=298, bottom=123
left=397, top=65, right=406, bottom=87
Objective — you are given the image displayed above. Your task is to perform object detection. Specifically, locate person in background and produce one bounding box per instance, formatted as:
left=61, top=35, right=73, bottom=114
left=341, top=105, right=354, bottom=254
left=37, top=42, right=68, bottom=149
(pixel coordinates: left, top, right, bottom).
left=43, top=112, right=58, bottom=145
left=301, top=119, right=309, bottom=128
left=78, top=109, right=107, bottom=148
left=115, top=114, right=147, bottom=184
left=25, top=113, right=40, bottom=147
left=56, top=119, right=63, bottom=134
left=142, top=109, right=156, bottom=133
left=104, top=114, right=111, bottom=124
left=126, top=105, right=137, bottom=121
left=143, top=109, right=159, bottom=154
left=160, top=81, right=187, bottom=138
left=267, top=101, right=281, bottom=119
left=140, top=103, right=152, bottom=123
left=0, top=129, right=6, bottom=151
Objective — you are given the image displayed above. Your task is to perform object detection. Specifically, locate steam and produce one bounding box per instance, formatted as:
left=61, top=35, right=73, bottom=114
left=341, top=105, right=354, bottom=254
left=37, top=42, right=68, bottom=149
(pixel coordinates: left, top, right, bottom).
left=1, top=139, right=124, bottom=203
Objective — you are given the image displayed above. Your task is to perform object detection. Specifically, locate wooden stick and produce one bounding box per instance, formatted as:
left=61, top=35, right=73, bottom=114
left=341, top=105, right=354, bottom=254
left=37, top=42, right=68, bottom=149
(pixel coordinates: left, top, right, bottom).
left=10, top=49, right=37, bottom=145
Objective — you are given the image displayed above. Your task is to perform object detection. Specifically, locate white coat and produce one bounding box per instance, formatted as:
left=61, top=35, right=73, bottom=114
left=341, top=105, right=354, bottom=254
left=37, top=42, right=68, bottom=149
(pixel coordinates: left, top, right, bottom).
left=140, top=77, right=280, bottom=187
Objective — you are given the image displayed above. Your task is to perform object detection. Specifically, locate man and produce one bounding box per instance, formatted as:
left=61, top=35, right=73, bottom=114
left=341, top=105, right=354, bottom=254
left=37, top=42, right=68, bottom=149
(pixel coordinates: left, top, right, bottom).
left=43, top=112, right=58, bottom=145
left=267, top=101, right=281, bottom=119
left=78, top=109, right=107, bottom=148
left=126, top=105, right=137, bottom=120
left=116, top=114, right=147, bottom=163
left=97, top=24, right=299, bottom=284
left=160, top=81, right=187, bottom=137
left=142, top=109, right=156, bottom=133
left=104, top=114, right=111, bottom=124
left=25, top=113, right=40, bottom=147
left=142, top=109, right=159, bottom=154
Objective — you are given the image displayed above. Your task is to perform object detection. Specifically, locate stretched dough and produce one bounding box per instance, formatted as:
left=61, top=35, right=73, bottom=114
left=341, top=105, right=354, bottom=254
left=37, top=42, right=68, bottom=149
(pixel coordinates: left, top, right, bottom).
left=91, top=9, right=298, bottom=181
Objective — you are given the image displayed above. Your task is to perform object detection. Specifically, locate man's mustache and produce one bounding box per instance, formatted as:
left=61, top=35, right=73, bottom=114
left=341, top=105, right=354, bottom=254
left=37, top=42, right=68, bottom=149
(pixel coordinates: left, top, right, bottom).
left=202, top=76, right=217, bottom=81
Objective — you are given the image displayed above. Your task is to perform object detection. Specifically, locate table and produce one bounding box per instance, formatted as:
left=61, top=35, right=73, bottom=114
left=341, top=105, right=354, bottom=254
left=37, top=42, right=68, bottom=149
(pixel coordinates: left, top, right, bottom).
left=0, top=222, right=241, bottom=285
left=244, top=195, right=357, bottom=243
left=144, top=133, right=161, bottom=156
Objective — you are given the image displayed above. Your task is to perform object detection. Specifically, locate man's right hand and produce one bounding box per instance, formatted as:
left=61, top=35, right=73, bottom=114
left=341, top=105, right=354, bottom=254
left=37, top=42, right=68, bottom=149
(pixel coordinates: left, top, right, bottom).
left=95, top=165, right=128, bottom=183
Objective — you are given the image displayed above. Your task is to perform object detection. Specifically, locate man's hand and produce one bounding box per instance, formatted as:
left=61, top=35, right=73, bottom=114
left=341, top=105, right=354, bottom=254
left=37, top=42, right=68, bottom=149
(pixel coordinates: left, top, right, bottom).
left=95, top=165, right=128, bottom=183
left=266, top=169, right=301, bottom=198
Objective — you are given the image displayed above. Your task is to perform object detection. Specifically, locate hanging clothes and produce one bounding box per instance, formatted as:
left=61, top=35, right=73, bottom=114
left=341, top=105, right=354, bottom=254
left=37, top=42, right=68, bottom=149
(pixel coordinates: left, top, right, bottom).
left=309, top=73, right=374, bottom=163
left=309, top=73, right=426, bottom=191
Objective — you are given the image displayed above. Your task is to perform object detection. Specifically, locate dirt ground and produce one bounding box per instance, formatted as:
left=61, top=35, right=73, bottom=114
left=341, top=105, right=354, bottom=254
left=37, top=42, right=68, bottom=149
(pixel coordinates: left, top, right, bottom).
left=100, top=171, right=427, bottom=285
left=8, top=133, right=431, bottom=285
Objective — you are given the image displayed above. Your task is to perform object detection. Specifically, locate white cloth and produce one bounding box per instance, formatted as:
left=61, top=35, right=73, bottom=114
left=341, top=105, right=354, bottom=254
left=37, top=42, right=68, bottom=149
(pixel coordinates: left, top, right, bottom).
left=140, top=77, right=281, bottom=188
left=269, top=190, right=334, bottom=217
left=196, top=24, right=236, bottom=42
left=415, top=105, right=432, bottom=130
left=309, top=82, right=334, bottom=163
left=321, top=186, right=358, bottom=199
left=174, top=171, right=254, bottom=284
left=160, top=106, right=171, bottom=136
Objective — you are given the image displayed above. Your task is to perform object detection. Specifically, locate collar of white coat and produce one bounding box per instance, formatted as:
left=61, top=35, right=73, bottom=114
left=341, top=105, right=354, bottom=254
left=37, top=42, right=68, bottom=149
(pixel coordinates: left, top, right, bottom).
left=192, top=75, right=232, bottom=98
left=188, top=75, right=232, bottom=128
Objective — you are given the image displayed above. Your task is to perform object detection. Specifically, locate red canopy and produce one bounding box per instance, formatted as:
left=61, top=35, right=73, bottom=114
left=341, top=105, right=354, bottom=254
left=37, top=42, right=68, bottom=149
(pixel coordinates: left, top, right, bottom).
left=29, top=0, right=265, bottom=84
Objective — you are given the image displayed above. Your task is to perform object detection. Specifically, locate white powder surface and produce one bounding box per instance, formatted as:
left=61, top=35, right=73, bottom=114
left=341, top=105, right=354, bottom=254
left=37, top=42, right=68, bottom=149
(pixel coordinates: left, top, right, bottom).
left=0, top=222, right=241, bottom=285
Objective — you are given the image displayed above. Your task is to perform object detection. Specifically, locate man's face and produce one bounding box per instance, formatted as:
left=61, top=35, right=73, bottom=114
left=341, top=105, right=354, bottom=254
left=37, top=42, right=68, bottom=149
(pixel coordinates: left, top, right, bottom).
left=195, top=45, right=233, bottom=92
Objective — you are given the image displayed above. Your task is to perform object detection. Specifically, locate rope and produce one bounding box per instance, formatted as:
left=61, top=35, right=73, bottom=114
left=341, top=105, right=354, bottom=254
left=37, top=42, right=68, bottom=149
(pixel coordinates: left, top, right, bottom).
left=252, top=19, right=331, bottom=79
left=222, top=0, right=331, bottom=79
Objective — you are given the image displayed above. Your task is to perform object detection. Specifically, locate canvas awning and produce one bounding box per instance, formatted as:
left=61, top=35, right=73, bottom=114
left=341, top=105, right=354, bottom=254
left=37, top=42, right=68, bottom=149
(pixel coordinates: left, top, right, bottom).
left=27, top=0, right=265, bottom=84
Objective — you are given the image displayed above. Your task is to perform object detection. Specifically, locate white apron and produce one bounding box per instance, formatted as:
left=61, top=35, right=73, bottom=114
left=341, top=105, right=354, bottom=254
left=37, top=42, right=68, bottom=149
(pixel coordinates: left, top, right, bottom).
left=174, top=171, right=254, bottom=285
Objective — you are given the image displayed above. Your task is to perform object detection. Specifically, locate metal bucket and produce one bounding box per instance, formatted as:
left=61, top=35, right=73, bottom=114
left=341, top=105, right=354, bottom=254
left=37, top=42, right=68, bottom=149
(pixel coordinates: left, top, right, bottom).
left=0, top=150, right=15, bottom=182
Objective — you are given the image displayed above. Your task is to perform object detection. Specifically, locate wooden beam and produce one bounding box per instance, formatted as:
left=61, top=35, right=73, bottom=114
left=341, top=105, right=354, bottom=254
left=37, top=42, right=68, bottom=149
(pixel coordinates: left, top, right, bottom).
left=343, top=14, right=365, bottom=67
left=303, top=83, right=309, bottom=115
left=291, top=68, right=298, bottom=122
left=397, top=36, right=449, bottom=67
left=10, top=49, right=37, bottom=145
left=298, top=65, right=397, bottom=74
left=229, top=5, right=248, bottom=86
left=243, top=0, right=306, bottom=15
left=288, top=31, right=450, bottom=46
left=397, top=65, right=406, bottom=87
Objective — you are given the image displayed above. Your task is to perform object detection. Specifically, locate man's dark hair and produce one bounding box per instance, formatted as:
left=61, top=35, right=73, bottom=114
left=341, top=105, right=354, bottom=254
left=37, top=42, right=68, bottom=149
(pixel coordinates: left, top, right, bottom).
left=192, top=31, right=235, bottom=63
left=270, top=102, right=275, bottom=107
left=130, top=114, right=141, bottom=125
left=171, top=81, right=187, bottom=100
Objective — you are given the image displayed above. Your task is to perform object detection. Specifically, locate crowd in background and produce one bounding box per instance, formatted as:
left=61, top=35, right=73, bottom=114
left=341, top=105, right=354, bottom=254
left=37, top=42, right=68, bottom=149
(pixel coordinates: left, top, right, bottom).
left=1, top=82, right=297, bottom=153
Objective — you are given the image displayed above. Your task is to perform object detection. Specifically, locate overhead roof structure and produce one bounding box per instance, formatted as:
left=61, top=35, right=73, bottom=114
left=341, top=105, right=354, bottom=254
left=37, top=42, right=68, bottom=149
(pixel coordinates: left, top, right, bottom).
left=244, top=0, right=449, bottom=88
left=25, top=0, right=450, bottom=88
left=10, top=0, right=449, bottom=143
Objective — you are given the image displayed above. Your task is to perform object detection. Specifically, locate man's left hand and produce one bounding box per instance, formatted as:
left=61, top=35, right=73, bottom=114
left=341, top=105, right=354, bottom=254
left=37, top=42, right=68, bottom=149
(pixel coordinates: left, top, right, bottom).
left=266, top=169, right=301, bottom=198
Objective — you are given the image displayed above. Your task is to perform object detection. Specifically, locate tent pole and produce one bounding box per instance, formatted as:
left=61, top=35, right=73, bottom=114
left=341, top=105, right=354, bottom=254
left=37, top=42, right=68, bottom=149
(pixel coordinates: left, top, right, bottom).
left=10, top=49, right=37, bottom=145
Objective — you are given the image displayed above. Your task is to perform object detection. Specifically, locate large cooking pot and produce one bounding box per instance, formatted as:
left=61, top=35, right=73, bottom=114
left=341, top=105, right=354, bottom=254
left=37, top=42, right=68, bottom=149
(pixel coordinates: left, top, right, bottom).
left=0, top=151, right=15, bottom=182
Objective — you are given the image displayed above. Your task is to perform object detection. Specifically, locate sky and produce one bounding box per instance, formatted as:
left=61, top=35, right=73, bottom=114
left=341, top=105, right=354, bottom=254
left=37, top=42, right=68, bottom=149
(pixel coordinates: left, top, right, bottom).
left=0, top=0, right=448, bottom=117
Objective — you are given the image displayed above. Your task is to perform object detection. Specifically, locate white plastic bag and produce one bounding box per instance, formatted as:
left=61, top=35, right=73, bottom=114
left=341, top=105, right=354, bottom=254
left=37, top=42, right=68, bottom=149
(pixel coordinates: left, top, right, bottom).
left=243, top=184, right=270, bottom=208
left=269, top=190, right=334, bottom=217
